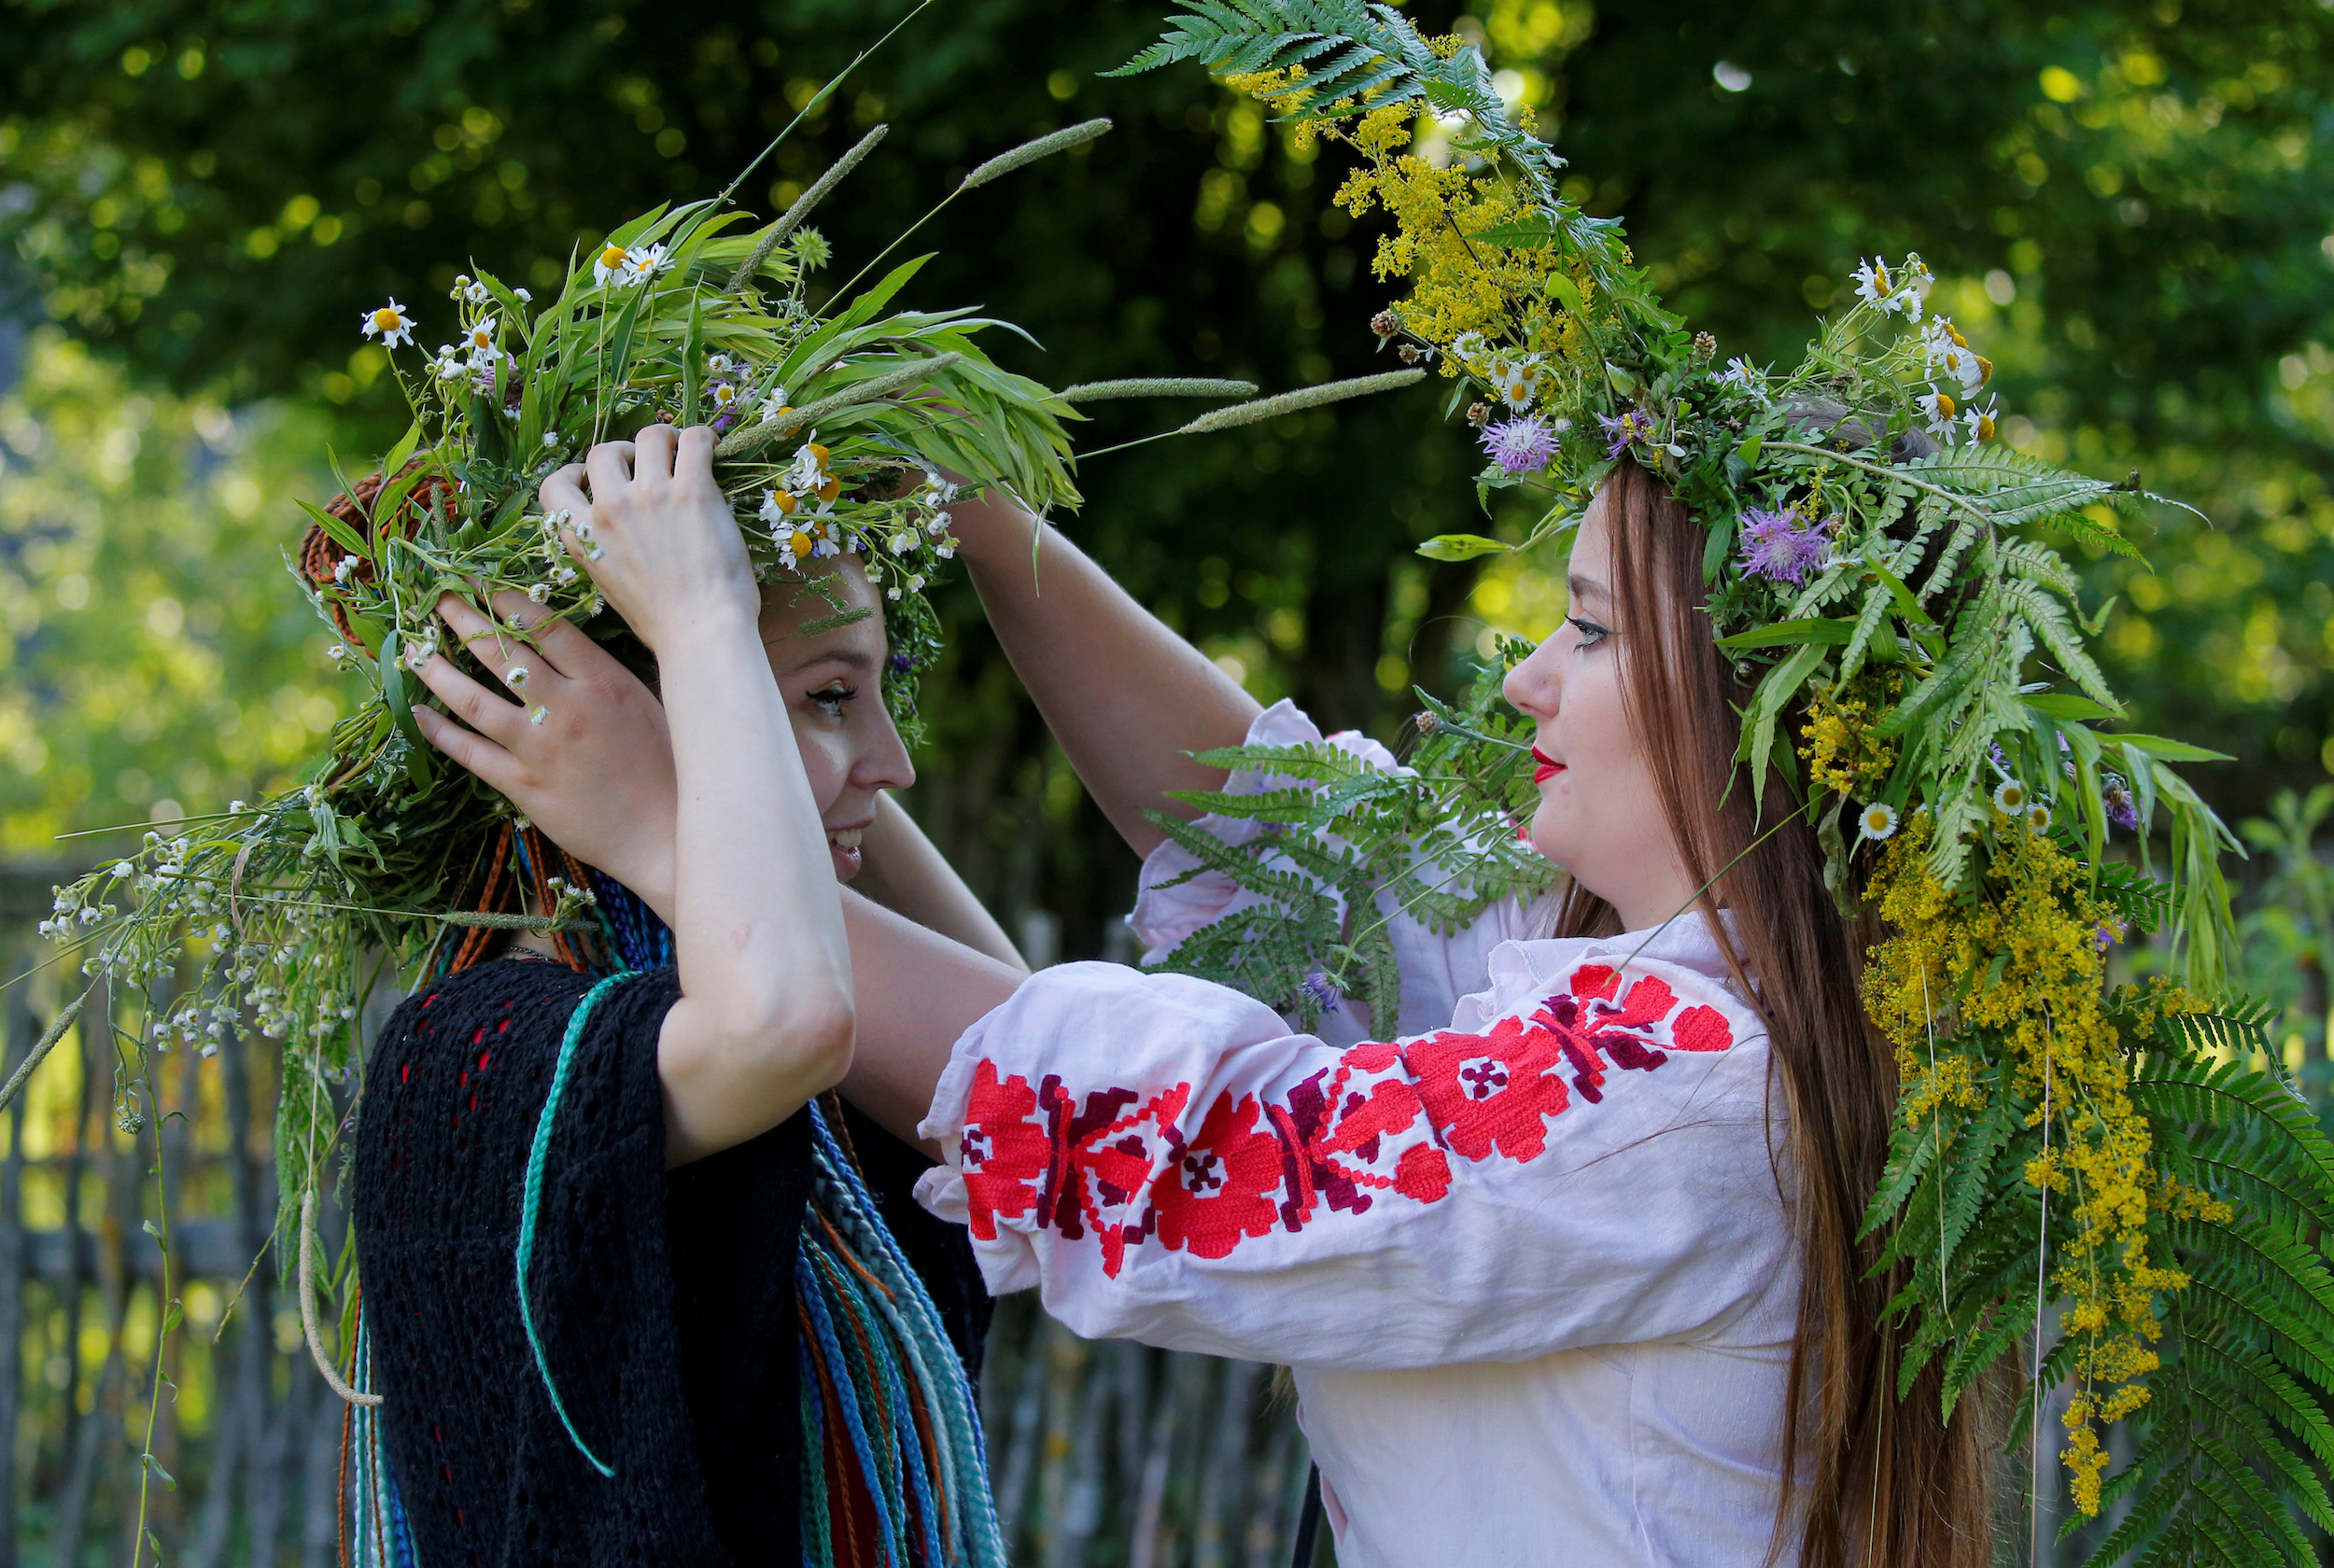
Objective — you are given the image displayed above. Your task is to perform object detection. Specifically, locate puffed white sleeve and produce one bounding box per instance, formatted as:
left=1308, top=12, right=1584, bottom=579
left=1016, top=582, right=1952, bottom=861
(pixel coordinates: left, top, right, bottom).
left=1127, top=697, right=1526, bottom=1040
left=914, top=943, right=1791, bottom=1370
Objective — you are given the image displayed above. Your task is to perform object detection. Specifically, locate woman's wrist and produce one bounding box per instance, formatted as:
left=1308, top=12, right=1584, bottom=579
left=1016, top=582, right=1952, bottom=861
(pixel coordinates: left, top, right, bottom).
left=946, top=488, right=1041, bottom=573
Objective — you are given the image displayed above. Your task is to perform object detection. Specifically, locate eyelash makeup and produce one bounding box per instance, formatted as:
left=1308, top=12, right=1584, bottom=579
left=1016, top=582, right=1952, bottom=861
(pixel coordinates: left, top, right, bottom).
left=809, top=683, right=856, bottom=716
left=1566, top=615, right=1610, bottom=649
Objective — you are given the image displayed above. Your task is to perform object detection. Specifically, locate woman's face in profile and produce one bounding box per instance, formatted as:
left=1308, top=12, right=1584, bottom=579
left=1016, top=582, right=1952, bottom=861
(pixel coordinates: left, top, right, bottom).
left=1500, top=492, right=1688, bottom=927
left=755, top=557, right=913, bottom=881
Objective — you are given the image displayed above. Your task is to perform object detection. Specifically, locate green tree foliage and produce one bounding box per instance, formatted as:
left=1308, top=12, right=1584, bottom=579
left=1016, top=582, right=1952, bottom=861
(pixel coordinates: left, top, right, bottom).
left=2, top=0, right=2331, bottom=924
left=0, top=332, right=344, bottom=857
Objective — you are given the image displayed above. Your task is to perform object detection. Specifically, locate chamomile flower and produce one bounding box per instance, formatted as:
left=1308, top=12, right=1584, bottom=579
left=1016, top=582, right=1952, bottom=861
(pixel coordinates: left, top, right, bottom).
left=1490, top=355, right=1543, bottom=414
left=760, top=488, right=802, bottom=524
left=2026, top=803, right=2053, bottom=833
left=1961, top=397, right=1998, bottom=442
left=1718, top=356, right=1762, bottom=391
left=1992, top=778, right=2028, bottom=815
left=360, top=299, right=416, bottom=349
left=464, top=279, right=492, bottom=305
left=756, top=389, right=793, bottom=425
left=1858, top=803, right=1899, bottom=841
left=461, top=316, right=500, bottom=362
left=430, top=345, right=467, bottom=379
left=622, top=243, right=672, bottom=284
left=1917, top=390, right=1960, bottom=441
left=1851, top=258, right=1894, bottom=309
left=706, top=353, right=738, bottom=376
left=592, top=243, right=631, bottom=287
left=527, top=581, right=551, bottom=604
left=709, top=381, right=738, bottom=413
left=1895, top=253, right=1935, bottom=319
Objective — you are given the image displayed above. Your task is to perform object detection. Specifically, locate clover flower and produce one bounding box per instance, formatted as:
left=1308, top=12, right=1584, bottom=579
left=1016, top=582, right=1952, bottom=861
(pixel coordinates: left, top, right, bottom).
left=2102, top=776, right=2140, bottom=832
left=1736, top=507, right=1829, bottom=586
left=1299, top=972, right=1343, bottom=1015
left=1481, top=413, right=1557, bottom=477
left=360, top=300, right=416, bottom=349
left=1597, top=406, right=1656, bottom=459
left=1859, top=802, right=1899, bottom=841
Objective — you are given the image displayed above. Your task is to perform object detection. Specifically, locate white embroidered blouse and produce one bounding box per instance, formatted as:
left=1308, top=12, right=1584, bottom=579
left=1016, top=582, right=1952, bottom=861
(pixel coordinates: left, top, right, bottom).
left=917, top=702, right=1803, bottom=1567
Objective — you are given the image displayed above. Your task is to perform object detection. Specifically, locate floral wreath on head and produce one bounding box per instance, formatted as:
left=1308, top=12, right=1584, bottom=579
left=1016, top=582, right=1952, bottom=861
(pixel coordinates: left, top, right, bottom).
left=32, top=98, right=1431, bottom=1274
left=1115, top=5, right=2334, bottom=1551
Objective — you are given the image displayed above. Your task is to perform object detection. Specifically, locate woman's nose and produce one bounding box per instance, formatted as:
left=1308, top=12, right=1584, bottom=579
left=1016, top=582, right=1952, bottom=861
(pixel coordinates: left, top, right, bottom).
left=1503, top=635, right=1561, bottom=720
left=857, top=716, right=916, bottom=795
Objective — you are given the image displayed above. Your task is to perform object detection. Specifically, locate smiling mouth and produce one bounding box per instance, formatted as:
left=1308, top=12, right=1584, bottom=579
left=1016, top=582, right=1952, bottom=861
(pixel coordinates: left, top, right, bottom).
left=1532, top=747, right=1566, bottom=784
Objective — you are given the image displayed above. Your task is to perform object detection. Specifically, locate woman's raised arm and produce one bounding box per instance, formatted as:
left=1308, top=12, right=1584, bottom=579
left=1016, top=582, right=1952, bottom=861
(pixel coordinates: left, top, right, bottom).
left=424, top=424, right=856, bottom=1166
left=949, top=491, right=1261, bottom=857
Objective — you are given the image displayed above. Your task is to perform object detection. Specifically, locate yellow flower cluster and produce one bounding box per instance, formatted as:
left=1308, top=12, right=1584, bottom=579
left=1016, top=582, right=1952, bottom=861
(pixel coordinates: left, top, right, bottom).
left=1864, top=815, right=2187, bottom=1517
left=1209, top=74, right=1599, bottom=386
left=1799, top=671, right=1903, bottom=796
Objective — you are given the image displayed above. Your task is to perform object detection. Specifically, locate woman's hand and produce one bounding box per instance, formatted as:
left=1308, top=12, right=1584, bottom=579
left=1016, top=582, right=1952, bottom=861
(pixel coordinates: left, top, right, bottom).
left=410, top=592, right=679, bottom=916
left=541, top=423, right=757, bottom=653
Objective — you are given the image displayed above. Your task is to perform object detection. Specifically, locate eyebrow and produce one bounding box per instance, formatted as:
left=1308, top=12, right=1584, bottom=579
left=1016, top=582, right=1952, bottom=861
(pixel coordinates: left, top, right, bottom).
left=770, top=644, right=879, bottom=677
left=1567, top=573, right=1611, bottom=608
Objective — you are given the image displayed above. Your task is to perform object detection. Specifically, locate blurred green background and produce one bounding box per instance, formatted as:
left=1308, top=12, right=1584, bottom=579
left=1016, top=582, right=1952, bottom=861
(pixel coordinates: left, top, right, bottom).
left=4, top=0, right=2334, bottom=1557
left=6, top=0, right=2334, bottom=953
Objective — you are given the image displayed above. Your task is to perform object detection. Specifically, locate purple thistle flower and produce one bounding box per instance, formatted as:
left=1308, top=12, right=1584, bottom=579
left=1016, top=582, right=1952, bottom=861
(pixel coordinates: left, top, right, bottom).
left=1597, top=407, right=1656, bottom=459
left=1736, top=508, right=1830, bottom=586
left=1480, top=413, right=1557, bottom=476
left=1298, top=972, right=1342, bottom=1015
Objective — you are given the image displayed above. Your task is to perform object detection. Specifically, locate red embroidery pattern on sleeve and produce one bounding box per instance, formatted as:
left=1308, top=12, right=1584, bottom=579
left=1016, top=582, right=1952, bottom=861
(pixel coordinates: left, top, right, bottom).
left=954, top=963, right=1737, bottom=1274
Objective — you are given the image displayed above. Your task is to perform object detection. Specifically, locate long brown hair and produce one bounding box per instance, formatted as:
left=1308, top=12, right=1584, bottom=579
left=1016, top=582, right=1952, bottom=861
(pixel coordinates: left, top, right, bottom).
left=1544, top=460, right=1997, bottom=1566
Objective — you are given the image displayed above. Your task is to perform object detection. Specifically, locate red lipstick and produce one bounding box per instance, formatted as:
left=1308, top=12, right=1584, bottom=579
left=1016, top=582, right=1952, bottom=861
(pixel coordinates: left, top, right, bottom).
left=1533, top=747, right=1565, bottom=784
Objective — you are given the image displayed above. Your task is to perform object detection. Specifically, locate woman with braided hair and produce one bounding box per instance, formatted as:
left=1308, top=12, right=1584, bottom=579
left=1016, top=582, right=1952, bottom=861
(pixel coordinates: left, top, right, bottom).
left=351, top=423, right=1020, bottom=1568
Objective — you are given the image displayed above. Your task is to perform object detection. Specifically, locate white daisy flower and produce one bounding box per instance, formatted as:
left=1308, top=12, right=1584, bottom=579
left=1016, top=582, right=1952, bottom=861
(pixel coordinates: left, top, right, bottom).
left=465, top=279, right=491, bottom=305
left=1917, top=390, right=1960, bottom=441
left=622, top=243, right=672, bottom=283
left=1858, top=803, right=1899, bottom=842
left=1895, top=253, right=1934, bottom=320
left=1450, top=330, right=1487, bottom=363
left=591, top=242, right=632, bottom=287
left=1850, top=258, right=1892, bottom=309
left=709, top=381, right=737, bottom=412
left=431, top=345, right=466, bottom=379
left=528, top=706, right=547, bottom=726
left=2026, top=803, right=2053, bottom=833
left=1992, top=778, right=2027, bottom=814
left=461, top=315, right=500, bottom=362
left=504, top=665, right=529, bottom=691
left=1718, top=356, right=1762, bottom=391
left=706, top=353, right=737, bottom=376
left=1961, top=397, right=1998, bottom=442
left=527, top=582, right=551, bottom=604
left=756, top=388, right=792, bottom=423
left=360, top=299, right=416, bottom=349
